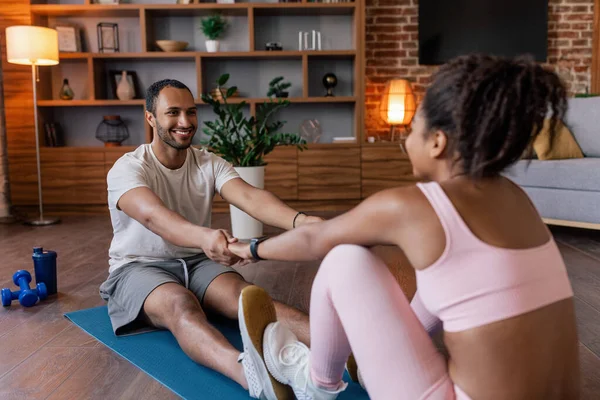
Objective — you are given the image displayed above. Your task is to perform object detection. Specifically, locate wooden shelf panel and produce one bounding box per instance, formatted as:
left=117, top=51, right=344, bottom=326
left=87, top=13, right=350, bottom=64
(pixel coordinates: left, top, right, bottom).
left=253, top=2, right=356, bottom=16
left=37, top=100, right=145, bottom=107
left=195, top=96, right=356, bottom=105
left=58, top=50, right=355, bottom=60
left=30, top=5, right=141, bottom=17
left=37, top=97, right=355, bottom=107
left=30, top=3, right=356, bottom=17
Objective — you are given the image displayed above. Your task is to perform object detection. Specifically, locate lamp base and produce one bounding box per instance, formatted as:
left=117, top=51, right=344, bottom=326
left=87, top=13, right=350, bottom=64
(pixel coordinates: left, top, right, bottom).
left=25, top=217, right=61, bottom=226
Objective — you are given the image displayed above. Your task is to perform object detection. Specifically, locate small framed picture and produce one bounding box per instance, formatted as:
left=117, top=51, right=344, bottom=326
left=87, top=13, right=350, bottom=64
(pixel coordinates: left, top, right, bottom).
left=109, top=70, right=140, bottom=99
left=55, top=25, right=82, bottom=52
left=97, top=23, right=119, bottom=53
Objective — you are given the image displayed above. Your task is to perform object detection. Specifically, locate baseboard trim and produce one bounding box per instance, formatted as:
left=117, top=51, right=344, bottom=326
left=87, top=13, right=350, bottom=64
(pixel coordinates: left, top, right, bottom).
left=543, top=218, right=600, bottom=231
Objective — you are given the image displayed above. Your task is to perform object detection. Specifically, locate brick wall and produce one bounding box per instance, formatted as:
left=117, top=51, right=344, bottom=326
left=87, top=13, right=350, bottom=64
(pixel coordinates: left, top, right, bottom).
left=365, top=0, right=595, bottom=138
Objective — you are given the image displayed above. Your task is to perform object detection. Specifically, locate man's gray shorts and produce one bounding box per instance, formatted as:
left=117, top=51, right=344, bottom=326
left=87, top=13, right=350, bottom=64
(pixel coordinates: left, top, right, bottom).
left=99, top=253, right=242, bottom=336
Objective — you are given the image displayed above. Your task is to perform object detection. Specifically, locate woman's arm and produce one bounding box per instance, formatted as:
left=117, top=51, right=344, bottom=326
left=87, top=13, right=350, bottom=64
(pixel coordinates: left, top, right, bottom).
left=230, top=187, right=411, bottom=262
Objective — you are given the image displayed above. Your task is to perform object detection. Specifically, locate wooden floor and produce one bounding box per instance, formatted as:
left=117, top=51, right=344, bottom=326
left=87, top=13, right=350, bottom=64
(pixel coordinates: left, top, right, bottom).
left=0, top=214, right=599, bottom=399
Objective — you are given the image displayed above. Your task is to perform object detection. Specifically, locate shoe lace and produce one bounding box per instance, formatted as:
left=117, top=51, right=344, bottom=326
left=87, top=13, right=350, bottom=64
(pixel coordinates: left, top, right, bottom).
left=279, top=342, right=311, bottom=394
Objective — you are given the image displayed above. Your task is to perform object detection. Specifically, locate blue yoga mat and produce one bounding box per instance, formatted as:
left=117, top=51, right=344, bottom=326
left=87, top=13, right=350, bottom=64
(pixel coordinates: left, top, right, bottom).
left=65, top=306, right=369, bottom=400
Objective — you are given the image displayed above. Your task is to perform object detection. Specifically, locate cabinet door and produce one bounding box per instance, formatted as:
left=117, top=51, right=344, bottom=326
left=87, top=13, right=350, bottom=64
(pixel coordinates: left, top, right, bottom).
left=264, top=147, right=298, bottom=200
left=361, top=145, right=417, bottom=198
left=40, top=148, right=107, bottom=205
left=298, top=145, right=361, bottom=200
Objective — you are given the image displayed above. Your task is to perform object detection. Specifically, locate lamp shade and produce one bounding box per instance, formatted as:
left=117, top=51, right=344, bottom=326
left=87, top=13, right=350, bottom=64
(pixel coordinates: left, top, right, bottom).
left=6, top=25, right=59, bottom=66
left=379, top=79, right=416, bottom=125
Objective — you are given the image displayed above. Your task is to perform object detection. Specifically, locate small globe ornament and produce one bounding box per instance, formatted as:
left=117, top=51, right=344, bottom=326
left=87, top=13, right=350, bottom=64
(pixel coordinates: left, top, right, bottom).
left=96, top=115, right=130, bottom=147
left=322, top=73, right=337, bottom=97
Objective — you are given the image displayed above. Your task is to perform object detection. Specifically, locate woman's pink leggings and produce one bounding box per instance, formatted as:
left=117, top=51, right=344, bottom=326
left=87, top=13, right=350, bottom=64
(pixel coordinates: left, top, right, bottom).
left=308, top=244, right=470, bottom=400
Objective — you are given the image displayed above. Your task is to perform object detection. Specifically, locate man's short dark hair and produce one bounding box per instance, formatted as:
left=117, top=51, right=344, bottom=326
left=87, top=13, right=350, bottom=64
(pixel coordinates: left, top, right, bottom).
left=145, top=79, right=193, bottom=115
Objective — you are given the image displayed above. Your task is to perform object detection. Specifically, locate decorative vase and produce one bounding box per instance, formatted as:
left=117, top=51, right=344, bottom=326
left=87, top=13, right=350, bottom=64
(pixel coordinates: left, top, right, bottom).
left=58, top=78, right=74, bottom=100
left=206, top=40, right=220, bottom=53
left=229, top=166, right=265, bottom=239
left=116, top=70, right=134, bottom=101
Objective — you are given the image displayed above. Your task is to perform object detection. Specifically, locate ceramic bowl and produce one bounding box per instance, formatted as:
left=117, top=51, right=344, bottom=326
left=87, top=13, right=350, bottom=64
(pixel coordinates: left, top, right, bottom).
left=156, top=40, right=189, bottom=52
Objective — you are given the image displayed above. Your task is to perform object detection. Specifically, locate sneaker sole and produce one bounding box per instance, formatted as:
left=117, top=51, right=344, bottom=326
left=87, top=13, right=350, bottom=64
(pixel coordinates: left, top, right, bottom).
left=238, top=286, right=294, bottom=400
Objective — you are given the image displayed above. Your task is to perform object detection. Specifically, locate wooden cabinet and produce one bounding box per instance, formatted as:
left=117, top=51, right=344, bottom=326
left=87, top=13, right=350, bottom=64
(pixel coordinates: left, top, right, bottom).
left=8, top=143, right=416, bottom=211
left=40, top=148, right=107, bottom=205
left=361, top=144, right=418, bottom=198
left=298, top=145, right=361, bottom=200
left=264, top=147, right=298, bottom=201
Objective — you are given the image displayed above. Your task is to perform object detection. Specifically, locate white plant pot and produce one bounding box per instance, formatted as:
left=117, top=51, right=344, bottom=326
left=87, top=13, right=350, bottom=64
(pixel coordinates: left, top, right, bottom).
left=206, top=40, right=220, bottom=53
left=230, top=166, right=265, bottom=240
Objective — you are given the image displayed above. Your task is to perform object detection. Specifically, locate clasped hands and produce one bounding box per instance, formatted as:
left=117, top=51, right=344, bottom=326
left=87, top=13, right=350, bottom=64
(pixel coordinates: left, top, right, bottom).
left=203, top=214, right=323, bottom=266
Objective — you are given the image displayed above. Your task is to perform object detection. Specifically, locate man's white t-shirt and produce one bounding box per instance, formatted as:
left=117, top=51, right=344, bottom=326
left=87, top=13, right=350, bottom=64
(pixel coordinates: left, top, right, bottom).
left=106, top=144, right=239, bottom=274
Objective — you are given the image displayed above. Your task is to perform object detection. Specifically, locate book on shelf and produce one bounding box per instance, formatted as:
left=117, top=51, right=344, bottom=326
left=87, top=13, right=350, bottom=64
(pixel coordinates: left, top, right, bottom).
left=44, top=122, right=65, bottom=147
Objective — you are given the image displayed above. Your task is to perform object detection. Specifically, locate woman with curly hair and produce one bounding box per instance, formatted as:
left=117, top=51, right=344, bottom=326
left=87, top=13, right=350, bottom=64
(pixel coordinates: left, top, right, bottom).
left=233, top=54, right=580, bottom=400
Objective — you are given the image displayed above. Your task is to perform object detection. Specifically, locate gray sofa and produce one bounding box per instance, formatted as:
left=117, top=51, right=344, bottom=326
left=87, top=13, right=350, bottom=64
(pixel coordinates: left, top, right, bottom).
left=504, top=97, right=600, bottom=228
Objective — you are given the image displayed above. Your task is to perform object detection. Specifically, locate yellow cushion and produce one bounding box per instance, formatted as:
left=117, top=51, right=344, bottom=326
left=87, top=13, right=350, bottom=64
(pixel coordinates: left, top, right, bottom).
left=533, top=119, right=584, bottom=160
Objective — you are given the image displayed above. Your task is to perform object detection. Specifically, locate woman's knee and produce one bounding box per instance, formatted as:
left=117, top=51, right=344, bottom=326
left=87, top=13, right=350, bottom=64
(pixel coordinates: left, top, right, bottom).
left=320, top=244, right=379, bottom=274
left=315, top=244, right=385, bottom=292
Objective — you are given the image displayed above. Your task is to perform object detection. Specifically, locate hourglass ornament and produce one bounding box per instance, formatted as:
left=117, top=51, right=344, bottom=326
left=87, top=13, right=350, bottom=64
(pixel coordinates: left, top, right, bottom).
left=322, top=73, right=337, bottom=97
left=96, top=115, right=129, bottom=147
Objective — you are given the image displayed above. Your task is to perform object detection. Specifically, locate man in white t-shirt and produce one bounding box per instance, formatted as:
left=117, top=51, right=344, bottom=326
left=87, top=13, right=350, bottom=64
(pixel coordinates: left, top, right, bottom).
left=99, top=79, right=321, bottom=399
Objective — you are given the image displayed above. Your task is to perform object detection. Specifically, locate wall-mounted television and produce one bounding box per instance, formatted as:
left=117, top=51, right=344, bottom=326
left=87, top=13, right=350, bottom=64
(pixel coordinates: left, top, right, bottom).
left=418, top=0, right=548, bottom=65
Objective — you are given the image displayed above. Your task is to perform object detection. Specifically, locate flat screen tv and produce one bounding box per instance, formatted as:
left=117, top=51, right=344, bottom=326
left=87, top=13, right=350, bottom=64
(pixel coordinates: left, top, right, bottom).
left=419, top=0, right=548, bottom=65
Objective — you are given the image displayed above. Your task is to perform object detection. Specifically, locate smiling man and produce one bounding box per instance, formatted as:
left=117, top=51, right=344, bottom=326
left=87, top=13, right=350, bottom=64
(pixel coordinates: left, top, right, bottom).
left=99, top=79, right=318, bottom=399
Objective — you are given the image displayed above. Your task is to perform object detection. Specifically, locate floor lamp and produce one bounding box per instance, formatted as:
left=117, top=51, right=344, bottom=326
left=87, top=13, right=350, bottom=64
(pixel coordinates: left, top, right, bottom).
left=5, top=25, right=60, bottom=225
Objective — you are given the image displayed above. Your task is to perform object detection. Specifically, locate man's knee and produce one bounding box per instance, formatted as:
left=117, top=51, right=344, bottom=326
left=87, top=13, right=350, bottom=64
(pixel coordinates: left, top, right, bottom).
left=144, top=284, right=205, bottom=329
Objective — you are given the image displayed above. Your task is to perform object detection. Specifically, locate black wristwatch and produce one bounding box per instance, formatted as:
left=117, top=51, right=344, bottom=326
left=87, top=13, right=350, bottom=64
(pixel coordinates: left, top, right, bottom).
left=250, top=236, right=268, bottom=260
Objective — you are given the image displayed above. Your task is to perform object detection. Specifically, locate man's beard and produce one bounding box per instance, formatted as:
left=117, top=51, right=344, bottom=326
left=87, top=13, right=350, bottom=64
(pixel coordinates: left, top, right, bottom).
left=156, top=121, right=196, bottom=150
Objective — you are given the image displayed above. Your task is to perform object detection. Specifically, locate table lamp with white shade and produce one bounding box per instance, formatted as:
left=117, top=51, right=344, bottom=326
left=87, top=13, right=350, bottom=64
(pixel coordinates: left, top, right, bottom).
left=379, top=78, right=417, bottom=142
left=5, top=25, right=60, bottom=225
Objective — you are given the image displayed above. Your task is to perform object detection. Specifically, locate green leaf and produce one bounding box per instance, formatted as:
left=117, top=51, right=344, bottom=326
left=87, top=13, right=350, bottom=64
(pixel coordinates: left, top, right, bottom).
left=226, top=86, right=237, bottom=98
left=217, top=73, right=229, bottom=87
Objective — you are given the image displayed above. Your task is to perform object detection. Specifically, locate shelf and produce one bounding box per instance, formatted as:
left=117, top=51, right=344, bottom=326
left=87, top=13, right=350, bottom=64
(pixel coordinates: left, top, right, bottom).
left=31, top=4, right=142, bottom=17
left=196, top=96, right=356, bottom=105
left=58, top=50, right=355, bottom=60
left=31, top=3, right=356, bottom=17
left=37, top=97, right=355, bottom=107
left=37, top=100, right=145, bottom=107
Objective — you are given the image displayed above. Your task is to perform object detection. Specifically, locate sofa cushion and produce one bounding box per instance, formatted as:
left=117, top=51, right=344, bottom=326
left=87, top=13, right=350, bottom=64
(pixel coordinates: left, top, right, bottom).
left=505, top=158, right=600, bottom=192
left=533, top=119, right=584, bottom=160
left=564, top=97, right=600, bottom=157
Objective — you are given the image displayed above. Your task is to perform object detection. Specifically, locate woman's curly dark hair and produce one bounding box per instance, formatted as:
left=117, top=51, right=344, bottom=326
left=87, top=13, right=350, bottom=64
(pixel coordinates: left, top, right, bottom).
left=421, top=54, right=568, bottom=179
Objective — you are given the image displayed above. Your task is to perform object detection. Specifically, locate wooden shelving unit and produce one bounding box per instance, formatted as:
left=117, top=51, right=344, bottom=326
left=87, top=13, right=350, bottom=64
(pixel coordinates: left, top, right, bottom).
left=32, top=0, right=364, bottom=148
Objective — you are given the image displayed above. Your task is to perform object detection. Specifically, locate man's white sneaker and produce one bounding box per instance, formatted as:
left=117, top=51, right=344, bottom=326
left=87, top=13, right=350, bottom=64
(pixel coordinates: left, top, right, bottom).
left=238, top=286, right=294, bottom=400
left=263, top=321, right=348, bottom=400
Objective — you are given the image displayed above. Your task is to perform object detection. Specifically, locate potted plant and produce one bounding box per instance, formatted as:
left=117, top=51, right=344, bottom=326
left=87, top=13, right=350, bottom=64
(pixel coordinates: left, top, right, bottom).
left=200, top=14, right=227, bottom=52
left=201, top=73, right=307, bottom=238
left=267, top=76, right=292, bottom=98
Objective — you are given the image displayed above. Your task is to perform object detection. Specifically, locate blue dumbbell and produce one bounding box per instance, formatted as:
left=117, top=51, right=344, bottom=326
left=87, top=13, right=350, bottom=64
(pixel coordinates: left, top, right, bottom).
left=1, top=270, right=47, bottom=307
